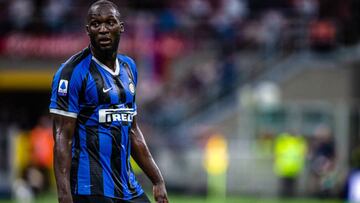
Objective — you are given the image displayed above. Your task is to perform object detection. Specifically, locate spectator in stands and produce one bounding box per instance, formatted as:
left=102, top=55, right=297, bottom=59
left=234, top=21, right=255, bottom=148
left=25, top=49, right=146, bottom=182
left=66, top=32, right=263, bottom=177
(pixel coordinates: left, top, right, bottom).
left=210, top=0, right=248, bottom=47
left=293, top=0, right=319, bottom=20
left=309, top=125, right=337, bottom=197
left=274, top=132, right=307, bottom=197
left=218, top=48, right=237, bottom=97
left=259, top=10, right=285, bottom=58
left=8, top=0, right=34, bottom=31
left=42, top=0, right=70, bottom=32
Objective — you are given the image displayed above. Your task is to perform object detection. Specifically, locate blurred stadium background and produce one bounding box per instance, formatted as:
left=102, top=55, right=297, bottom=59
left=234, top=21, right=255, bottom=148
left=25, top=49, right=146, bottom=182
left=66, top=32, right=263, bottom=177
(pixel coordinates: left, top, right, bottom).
left=0, top=0, right=360, bottom=202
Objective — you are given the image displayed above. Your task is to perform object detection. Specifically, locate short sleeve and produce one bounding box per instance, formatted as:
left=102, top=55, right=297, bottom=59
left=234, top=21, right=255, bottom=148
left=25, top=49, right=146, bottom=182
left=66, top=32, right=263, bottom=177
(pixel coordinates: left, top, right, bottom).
left=49, top=65, right=84, bottom=118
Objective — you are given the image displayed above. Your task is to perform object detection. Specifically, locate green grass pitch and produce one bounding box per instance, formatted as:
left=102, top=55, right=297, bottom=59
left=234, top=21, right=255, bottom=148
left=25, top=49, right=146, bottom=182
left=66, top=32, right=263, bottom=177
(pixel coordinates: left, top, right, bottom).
left=0, top=193, right=344, bottom=203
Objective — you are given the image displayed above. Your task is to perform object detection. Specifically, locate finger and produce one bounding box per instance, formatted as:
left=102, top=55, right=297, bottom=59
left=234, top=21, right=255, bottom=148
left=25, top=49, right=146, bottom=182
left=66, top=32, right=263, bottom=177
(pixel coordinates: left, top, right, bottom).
left=160, top=196, right=169, bottom=203
left=156, top=197, right=165, bottom=203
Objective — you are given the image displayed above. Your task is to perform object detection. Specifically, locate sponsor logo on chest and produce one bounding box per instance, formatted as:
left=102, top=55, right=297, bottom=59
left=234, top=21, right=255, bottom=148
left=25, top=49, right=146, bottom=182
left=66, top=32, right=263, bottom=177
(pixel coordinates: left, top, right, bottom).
left=99, top=108, right=136, bottom=123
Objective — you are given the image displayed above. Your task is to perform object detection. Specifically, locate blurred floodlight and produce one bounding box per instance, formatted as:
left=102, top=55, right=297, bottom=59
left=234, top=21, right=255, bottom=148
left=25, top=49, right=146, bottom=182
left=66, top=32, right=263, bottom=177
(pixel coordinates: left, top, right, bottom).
left=13, top=179, right=33, bottom=203
left=349, top=171, right=360, bottom=203
left=204, top=134, right=229, bottom=175
left=254, top=81, right=281, bottom=110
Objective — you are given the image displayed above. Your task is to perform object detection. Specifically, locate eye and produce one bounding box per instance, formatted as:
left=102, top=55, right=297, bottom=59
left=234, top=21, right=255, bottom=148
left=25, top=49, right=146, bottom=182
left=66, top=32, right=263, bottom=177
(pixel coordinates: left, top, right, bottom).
left=91, top=21, right=99, bottom=28
left=108, top=20, right=116, bottom=26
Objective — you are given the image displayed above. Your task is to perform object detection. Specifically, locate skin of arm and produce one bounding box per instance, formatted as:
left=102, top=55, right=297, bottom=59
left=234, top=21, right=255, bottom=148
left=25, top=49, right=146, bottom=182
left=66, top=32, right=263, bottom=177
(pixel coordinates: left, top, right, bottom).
left=52, top=114, right=77, bottom=203
left=130, top=117, right=169, bottom=203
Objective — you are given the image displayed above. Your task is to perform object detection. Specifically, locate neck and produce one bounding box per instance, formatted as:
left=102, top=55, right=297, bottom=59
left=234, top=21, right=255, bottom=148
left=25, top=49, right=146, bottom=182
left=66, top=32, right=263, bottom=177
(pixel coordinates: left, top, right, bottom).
left=90, top=45, right=117, bottom=71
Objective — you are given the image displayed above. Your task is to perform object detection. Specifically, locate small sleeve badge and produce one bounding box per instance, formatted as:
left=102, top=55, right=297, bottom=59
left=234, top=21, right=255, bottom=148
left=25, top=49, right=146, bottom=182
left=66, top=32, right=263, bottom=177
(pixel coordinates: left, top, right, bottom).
left=58, top=79, right=69, bottom=96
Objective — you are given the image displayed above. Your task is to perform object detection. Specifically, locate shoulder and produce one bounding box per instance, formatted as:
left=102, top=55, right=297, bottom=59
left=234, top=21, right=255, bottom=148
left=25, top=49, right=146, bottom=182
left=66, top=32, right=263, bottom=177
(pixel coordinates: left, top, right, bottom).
left=55, top=47, right=92, bottom=78
left=117, top=54, right=136, bottom=66
left=117, top=54, right=136, bottom=69
left=117, top=54, right=138, bottom=82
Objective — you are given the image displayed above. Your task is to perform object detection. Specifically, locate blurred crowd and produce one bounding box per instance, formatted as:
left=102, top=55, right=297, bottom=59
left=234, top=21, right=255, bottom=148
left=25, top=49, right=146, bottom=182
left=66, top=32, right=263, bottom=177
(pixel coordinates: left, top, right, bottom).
left=1, top=0, right=360, bottom=136
left=0, top=0, right=359, bottom=45
left=1, top=0, right=360, bottom=200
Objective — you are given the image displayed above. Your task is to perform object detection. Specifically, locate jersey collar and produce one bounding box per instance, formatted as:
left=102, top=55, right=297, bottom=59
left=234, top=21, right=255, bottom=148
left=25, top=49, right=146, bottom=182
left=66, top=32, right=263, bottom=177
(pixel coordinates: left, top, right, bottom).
left=92, top=56, right=120, bottom=76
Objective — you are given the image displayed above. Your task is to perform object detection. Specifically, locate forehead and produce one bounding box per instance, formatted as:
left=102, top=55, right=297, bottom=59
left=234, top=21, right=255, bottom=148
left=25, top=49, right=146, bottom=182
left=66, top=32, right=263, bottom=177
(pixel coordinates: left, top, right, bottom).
left=88, top=4, right=119, bottom=20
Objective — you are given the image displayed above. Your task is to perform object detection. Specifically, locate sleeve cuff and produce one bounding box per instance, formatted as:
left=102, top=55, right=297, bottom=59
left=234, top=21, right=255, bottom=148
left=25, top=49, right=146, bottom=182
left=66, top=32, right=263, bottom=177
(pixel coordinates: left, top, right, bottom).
left=49, top=108, right=78, bottom=118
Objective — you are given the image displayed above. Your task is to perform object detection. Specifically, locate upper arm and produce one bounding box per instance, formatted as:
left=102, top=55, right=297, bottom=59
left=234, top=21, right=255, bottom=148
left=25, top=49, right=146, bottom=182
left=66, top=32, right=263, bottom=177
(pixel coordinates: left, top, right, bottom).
left=52, top=114, right=77, bottom=141
left=130, top=117, right=144, bottom=144
left=130, top=116, right=139, bottom=137
left=49, top=64, right=85, bottom=119
left=50, top=63, right=85, bottom=142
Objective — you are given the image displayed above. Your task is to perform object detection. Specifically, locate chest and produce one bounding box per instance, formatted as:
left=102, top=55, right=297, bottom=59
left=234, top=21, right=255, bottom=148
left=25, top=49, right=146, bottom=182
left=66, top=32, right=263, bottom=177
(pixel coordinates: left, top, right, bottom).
left=84, top=62, right=136, bottom=106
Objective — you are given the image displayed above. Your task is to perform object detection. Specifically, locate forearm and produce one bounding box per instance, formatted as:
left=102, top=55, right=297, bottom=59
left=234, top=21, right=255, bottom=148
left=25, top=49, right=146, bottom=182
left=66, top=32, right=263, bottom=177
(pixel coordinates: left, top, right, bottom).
left=131, top=136, right=164, bottom=184
left=52, top=115, right=75, bottom=203
left=54, top=140, right=73, bottom=202
left=130, top=124, right=164, bottom=185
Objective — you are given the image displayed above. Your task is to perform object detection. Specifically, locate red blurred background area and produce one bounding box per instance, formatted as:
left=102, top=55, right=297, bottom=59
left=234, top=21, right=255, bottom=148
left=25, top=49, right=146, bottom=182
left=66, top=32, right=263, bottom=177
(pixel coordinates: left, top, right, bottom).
left=0, top=0, right=360, bottom=202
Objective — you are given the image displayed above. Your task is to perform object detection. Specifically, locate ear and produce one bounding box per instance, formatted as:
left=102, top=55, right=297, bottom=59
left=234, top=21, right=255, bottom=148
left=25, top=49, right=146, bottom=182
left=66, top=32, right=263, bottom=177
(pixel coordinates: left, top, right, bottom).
left=86, top=24, right=90, bottom=36
left=119, top=22, right=125, bottom=33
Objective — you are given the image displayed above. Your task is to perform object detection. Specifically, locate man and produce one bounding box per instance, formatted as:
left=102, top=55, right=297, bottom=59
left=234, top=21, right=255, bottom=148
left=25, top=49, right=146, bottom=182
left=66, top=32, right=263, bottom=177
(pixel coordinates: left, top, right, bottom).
left=274, top=132, right=307, bottom=197
left=49, top=1, right=168, bottom=203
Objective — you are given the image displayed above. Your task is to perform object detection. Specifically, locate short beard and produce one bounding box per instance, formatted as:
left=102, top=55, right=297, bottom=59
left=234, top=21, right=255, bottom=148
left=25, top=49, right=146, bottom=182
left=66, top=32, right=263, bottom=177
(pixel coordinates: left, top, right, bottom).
left=90, top=37, right=120, bottom=59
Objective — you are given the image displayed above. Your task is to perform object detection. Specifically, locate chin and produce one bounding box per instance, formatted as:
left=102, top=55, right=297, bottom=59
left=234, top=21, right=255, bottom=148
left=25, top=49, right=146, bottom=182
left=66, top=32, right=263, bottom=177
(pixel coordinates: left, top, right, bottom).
left=98, top=45, right=116, bottom=53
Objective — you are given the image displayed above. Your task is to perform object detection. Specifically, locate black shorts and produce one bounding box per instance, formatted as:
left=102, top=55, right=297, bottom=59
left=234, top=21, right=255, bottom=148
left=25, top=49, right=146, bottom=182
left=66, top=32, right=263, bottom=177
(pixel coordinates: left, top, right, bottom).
left=72, top=193, right=151, bottom=203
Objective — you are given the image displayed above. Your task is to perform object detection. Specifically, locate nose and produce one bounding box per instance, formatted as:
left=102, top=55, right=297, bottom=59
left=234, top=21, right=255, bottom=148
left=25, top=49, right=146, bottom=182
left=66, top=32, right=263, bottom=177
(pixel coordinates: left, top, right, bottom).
left=99, top=23, right=109, bottom=33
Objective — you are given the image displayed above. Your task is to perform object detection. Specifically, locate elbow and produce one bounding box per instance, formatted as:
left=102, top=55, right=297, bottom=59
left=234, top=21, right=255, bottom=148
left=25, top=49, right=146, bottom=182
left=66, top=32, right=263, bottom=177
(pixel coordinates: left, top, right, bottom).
left=132, top=138, right=146, bottom=150
left=53, top=139, right=72, bottom=160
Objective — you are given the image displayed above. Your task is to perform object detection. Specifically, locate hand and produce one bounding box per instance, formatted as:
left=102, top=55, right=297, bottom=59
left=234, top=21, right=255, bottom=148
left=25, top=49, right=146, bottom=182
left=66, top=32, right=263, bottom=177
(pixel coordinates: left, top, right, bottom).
left=153, top=182, right=168, bottom=203
left=58, top=194, right=73, bottom=203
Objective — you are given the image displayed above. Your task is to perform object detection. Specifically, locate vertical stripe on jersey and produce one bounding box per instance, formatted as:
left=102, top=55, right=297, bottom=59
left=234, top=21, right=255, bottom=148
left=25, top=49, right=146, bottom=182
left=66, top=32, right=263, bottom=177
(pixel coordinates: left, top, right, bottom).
left=89, top=61, right=111, bottom=104
left=86, top=126, right=104, bottom=195
left=108, top=77, right=119, bottom=105
left=70, top=125, right=80, bottom=194
left=99, top=127, right=114, bottom=197
left=126, top=126, right=137, bottom=195
left=55, top=48, right=90, bottom=111
left=70, top=74, right=89, bottom=194
left=120, top=126, right=131, bottom=199
left=77, top=126, right=91, bottom=195
left=114, top=76, right=126, bottom=104
left=78, top=73, right=89, bottom=105
left=110, top=126, right=123, bottom=198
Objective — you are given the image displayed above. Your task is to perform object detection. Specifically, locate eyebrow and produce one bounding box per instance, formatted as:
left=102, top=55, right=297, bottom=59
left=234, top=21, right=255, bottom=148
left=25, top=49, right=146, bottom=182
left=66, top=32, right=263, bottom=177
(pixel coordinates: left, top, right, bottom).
left=88, top=13, right=117, bottom=19
left=88, top=12, right=120, bottom=20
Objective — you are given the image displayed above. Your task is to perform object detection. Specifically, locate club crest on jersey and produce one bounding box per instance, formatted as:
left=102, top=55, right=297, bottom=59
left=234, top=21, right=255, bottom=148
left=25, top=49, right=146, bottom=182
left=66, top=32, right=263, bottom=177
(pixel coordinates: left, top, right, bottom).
left=58, top=79, right=68, bottom=96
left=129, top=82, right=135, bottom=95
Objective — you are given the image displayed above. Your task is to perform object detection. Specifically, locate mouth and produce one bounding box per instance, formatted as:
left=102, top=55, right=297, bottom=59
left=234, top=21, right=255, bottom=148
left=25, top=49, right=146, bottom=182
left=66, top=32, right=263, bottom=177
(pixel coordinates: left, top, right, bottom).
left=98, top=38, right=112, bottom=46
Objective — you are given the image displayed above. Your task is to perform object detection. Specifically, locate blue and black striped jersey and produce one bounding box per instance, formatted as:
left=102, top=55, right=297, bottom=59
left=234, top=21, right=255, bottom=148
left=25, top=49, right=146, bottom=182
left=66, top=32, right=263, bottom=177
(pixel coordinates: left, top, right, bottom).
left=49, top=47, right=144, bottom=200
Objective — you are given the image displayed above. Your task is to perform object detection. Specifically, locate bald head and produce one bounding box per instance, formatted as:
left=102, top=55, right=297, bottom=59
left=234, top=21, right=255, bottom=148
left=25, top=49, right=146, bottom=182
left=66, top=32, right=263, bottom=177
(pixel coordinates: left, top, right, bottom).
left=87, top=0, right=121, bottom=22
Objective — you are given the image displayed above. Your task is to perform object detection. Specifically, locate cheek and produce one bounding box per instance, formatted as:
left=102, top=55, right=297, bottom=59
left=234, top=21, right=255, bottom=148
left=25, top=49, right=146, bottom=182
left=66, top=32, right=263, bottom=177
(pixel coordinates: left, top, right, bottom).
left=111, top=30, right=121, bottom=38
left=88, top=26, right=99, bottom=34
left=89, top=33, right=97, bottom=41
left=112, top=26, right=121, bottom=34
left=91, top=28, right=99, bottom=33
left=89, top=34, right=99, bottom=45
